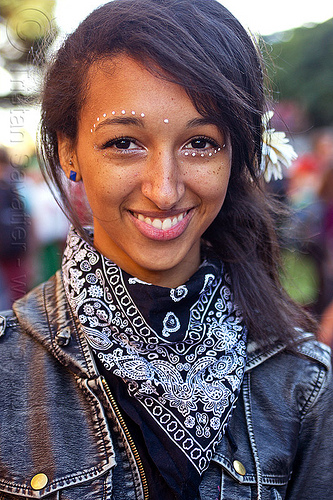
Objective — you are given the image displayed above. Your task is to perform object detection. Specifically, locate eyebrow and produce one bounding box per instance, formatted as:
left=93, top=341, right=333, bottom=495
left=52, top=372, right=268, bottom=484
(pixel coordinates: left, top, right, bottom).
left=186, top=117, right=218, bottom=128
left=94, top=116, right=144, bottom=131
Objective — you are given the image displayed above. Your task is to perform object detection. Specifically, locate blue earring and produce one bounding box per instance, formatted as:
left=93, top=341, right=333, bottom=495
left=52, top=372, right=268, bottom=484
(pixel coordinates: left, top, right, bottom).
left=69, top=158, right=77, bottom=182
left=69, top=170, right=77, bottom=182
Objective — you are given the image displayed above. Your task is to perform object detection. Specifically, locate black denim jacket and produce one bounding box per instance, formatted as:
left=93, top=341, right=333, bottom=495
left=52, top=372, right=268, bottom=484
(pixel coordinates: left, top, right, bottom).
left=0, top=271, right=332, bottom=500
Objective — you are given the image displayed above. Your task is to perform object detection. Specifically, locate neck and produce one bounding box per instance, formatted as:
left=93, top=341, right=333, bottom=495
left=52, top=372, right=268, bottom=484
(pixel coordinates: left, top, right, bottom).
left=93, top=241, right=201, bottom=288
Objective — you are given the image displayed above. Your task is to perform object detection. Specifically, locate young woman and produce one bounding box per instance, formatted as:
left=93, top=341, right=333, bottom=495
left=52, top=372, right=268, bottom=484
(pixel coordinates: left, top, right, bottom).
left=0, top=1, right=332, bottom=499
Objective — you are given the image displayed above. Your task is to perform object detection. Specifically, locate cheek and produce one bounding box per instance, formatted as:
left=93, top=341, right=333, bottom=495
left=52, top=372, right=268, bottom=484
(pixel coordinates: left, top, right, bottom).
left=190, top=162, right=230, bottom=205
left=80, top=158, right=133, bottom=199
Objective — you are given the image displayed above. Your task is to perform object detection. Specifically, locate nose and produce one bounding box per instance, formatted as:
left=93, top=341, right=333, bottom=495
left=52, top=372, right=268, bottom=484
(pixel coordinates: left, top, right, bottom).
left=141, top=150, right=185, bottom=209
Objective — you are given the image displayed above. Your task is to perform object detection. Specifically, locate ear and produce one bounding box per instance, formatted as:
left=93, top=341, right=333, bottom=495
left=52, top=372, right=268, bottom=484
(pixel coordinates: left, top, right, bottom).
left=57, top=132, right=82, bottom=182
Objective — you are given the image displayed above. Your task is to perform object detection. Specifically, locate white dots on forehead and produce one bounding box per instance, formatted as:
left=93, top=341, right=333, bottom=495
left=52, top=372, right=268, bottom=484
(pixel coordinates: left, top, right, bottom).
left=90, top=109, right=147, bottom=131
left=163, top=118, right=169, bottom=124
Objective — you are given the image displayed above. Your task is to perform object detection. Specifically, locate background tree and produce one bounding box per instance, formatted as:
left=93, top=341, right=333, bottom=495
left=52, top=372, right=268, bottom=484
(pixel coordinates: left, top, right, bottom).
left=0, top=0, right=57, bottom=101
left=264, top=18, right=333, bottom=128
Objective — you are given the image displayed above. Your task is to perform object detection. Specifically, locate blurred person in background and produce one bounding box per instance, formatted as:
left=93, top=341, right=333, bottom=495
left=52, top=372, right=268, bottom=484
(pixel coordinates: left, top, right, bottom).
left=283, top=131, right=333, bottom=315
left=0, top=146, right=28, bottom=305
left=23, top=164, right=69, bottom=286
left=316, top=162, right=333, bottom=354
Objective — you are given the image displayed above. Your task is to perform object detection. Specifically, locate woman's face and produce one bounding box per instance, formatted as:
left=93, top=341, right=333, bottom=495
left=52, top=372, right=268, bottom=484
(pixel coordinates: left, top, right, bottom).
left=59, top=56, right=231, bottom=287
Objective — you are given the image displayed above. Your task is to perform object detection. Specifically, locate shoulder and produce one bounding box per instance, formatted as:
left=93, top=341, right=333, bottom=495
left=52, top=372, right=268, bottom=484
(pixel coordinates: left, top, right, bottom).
left=247, top=334, right=332, bottom=417
left=296, top=337, right=331, bottom=370
left=0, top=273, right=60, bottom=350
left=247, top=332, right=331, bottom=373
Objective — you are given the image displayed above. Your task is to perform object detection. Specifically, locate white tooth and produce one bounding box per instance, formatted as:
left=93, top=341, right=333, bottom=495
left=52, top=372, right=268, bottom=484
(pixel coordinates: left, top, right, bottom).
left=138, top=214, right=145, bottom=221
left=162, top=218, right=172, bottom=230
left=177, top=213, right=184, bottom=222
left=172, top=217, right=178, bottom=226
left=152, top=218, right=162, bottom=229
left=145, top=217, right=152, bottom=225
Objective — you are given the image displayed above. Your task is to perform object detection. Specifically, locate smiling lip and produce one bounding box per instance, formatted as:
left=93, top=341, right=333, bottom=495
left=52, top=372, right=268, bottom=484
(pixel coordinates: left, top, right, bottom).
left=128, top=209, right=194, bottom=240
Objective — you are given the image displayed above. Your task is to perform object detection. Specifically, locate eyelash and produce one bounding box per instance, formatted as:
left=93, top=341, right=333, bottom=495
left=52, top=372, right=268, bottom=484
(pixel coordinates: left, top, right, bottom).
left=184, top=136, right=220, bottom=150
left=99, top=135, right=221, bottom=156
left=100, top=136, right=139, bottom=151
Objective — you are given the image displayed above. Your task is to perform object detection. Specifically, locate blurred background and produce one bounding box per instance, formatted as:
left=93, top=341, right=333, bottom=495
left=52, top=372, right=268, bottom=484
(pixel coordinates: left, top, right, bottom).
left=0, top=0, right=333, bottom=344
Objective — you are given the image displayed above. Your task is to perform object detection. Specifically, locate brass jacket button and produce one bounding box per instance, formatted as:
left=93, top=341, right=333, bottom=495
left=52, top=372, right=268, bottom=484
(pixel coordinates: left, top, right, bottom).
left=31, top=473, right=48, bottom=490
left=233, top=460, right=246, bottom=476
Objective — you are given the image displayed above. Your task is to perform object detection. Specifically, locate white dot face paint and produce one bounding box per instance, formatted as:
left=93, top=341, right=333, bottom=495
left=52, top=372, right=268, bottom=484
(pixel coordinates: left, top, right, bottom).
left=91, top=109, right=148, bottom=133
left=89, top=108, right=225, bottom=161
left=181, top=146, right=226, bottom=158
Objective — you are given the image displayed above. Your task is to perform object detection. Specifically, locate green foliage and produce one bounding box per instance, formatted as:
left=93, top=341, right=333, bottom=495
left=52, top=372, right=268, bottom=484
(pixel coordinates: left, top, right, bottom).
left=264, top=19, right=333, bottom=127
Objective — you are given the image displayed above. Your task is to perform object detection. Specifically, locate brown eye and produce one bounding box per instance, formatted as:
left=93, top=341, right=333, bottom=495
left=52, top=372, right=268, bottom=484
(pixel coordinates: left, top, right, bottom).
left=184, top=136, right=220, bottom=152
left=101, top=137, right=138, bottom=150
left=114, top=138, right=132, bottom=149
left=191, top=138, right=207, bottom=149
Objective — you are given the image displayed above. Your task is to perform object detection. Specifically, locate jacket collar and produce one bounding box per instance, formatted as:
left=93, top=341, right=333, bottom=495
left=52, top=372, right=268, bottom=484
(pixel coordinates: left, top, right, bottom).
left=13, top=271, right=330, bottom=376
left=13, top=271, right=97, bottom=378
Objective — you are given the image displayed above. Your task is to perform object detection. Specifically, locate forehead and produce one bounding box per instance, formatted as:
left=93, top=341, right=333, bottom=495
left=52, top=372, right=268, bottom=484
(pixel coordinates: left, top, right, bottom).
left=81, top=55, right=197, bottom=119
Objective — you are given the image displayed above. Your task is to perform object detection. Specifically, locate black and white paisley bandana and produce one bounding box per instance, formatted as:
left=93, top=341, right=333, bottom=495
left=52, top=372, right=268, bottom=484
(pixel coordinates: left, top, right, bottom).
left=62, top=227, right=247, bottom=497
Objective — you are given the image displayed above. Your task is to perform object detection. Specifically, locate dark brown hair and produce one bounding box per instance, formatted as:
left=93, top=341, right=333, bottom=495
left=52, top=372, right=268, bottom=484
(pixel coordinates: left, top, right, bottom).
left=39, top=0, right=316, bottom=345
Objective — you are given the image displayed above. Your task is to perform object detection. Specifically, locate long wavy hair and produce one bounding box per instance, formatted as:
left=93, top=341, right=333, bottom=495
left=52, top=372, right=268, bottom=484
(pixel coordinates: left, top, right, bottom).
left=39, top=0, right=316, bottom=345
